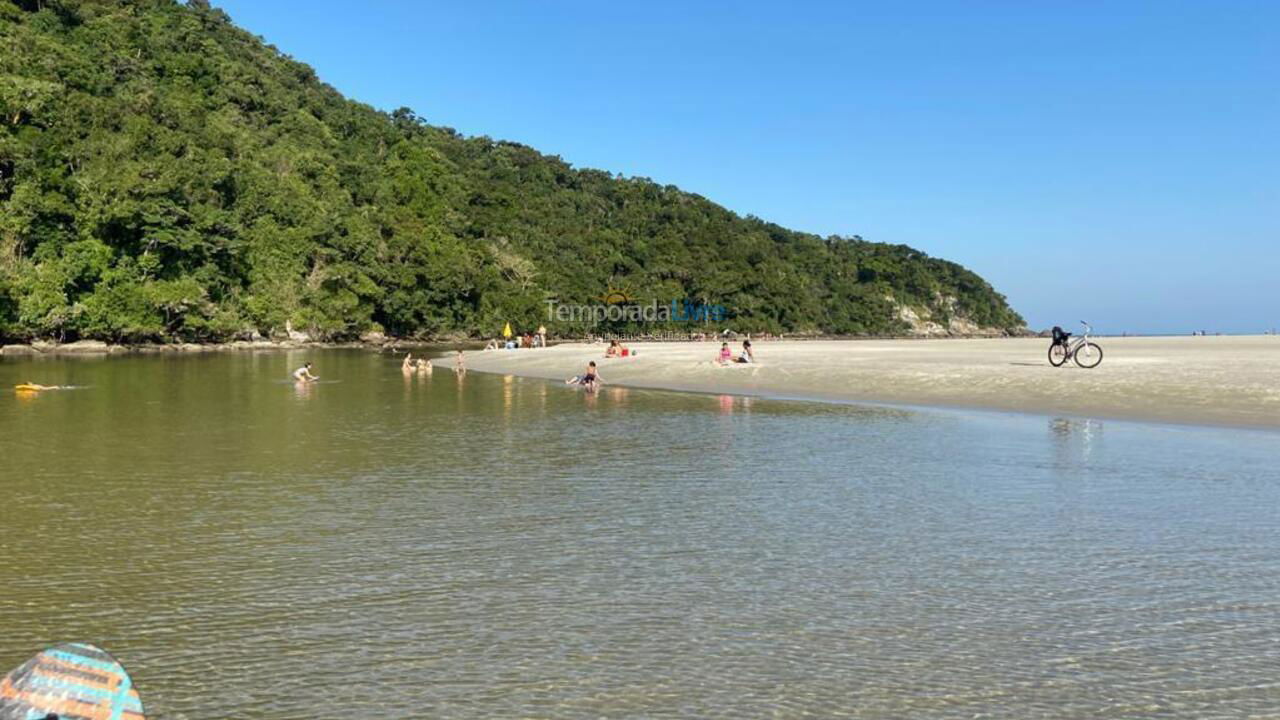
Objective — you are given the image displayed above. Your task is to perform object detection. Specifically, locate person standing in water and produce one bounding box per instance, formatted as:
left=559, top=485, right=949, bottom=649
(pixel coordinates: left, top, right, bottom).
left=454, top=350, right=466, bottom=375
left=402, top=353, right=415, bottom=373
left=292, top=362, right=318, bottom=382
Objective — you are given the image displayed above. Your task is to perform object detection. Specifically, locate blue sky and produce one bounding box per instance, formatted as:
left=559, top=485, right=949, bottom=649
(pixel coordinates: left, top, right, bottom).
left=213, top=0, right=1278, bottom=334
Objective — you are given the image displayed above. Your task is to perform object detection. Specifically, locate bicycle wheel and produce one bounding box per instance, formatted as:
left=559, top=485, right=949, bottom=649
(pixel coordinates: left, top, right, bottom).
left=1048, top=343, right=1067, bottom=366
left=1073, top=342, right=1103, bottom=368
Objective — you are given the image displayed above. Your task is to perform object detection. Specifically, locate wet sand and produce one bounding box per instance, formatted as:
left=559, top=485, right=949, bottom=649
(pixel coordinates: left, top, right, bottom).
left=442, top=336, right=1280, bottom=429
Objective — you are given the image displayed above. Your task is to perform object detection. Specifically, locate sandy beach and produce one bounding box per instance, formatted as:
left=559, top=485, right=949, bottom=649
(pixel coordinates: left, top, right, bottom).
left=441, top=336, right=1280, bottom=429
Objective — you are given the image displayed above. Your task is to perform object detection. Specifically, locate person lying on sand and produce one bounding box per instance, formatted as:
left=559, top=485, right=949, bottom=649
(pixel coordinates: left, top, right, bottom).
left=292, top=362, right=318, bottom=382
left=735, top=339, right=754, bottom=364
left=566, top=361, right=602, bottom=392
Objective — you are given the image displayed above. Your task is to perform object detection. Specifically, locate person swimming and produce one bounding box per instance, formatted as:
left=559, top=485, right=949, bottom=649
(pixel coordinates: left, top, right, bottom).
left=15, top=382, right=60, bottom=391
left=292, top=362, right=318, bottom=382
left=566, top=361, right=602, bottom=391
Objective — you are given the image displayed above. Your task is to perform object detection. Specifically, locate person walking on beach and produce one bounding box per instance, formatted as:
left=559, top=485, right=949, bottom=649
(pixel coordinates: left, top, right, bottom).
left=292, top=362, right=318, bottom=382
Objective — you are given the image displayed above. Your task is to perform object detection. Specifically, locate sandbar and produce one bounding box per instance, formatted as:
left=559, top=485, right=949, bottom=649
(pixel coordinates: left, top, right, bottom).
left=441, top=336, right=1280, bottom=429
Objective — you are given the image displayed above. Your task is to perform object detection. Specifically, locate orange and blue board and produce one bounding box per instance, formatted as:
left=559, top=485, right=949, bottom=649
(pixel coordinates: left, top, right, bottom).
left=0, top=643, right=145, bottom=720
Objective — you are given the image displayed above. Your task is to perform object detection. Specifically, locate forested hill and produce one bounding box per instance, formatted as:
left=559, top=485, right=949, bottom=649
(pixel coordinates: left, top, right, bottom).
left=0, top=0, right=1025, bottom=343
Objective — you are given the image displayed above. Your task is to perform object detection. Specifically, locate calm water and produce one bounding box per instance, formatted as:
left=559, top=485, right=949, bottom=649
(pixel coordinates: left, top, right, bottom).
left=1, top=349, right=1277, bottom=719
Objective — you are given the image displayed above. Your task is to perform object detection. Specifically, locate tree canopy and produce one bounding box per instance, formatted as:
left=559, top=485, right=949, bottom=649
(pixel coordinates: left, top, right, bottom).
left=0, top=0, right=1025, bottom=343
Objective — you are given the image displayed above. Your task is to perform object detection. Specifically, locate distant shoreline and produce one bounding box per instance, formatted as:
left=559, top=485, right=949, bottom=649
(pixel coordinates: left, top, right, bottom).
left=3, top=330, right=1274, bottom=357
left=0, top=338, right=471, bottom=357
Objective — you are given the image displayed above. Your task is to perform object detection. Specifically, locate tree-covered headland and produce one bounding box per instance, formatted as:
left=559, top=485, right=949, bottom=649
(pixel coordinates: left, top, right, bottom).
left=0, top=0, right=1025, bottom=343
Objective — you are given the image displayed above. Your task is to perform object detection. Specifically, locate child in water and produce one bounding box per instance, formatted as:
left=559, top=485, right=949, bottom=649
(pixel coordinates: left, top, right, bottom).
left=566, top=361, right=602, bottom=392
left=292, top=362, right=318, bottom=382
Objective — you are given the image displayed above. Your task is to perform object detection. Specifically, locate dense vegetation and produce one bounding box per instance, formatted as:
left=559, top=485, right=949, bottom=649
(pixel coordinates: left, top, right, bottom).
left=0, top=0, right=1024, bottom=343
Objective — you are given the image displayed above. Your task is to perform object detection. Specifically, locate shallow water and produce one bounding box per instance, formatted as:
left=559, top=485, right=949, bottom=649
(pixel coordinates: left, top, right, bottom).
left=1, top=350, right=1278, bottom=718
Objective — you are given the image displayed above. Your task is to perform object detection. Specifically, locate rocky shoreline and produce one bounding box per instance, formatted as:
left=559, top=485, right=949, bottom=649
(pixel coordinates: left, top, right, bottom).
left=0, top=328, right=1037, bottom=357
left=7, top=333, right=1036, bottom=360
left=0, top=337, right=451, bottom=357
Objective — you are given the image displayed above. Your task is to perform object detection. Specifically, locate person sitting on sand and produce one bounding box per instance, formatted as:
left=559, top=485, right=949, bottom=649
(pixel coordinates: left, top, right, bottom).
left=566, top=361, right=602, bottom=392
left=735, top=339, right=754, bottom=364
left=484, top=338, right=500, bottom=351
left=292, top=362, right=318, bottom=382
left=715, top=342, right=732, bottom=366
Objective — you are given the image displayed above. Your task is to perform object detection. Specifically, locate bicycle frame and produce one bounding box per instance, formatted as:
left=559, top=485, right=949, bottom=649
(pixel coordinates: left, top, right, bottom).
left=1066, top=323, right=1092, bottom=357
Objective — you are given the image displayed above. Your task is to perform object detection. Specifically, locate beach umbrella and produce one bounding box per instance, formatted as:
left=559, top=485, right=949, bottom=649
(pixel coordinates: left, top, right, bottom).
left=502, top=322, right=512, bottom=338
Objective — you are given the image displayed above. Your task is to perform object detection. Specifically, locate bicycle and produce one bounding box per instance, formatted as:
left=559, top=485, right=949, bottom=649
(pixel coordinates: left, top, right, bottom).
left=1049, top=321, right=1104, bottom=368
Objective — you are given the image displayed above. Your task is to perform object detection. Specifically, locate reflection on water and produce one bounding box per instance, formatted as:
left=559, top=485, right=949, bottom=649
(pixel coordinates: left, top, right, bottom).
left=1049, top=416, right=1103, bottom=466
left=1, top=350, right=1278, bottom=719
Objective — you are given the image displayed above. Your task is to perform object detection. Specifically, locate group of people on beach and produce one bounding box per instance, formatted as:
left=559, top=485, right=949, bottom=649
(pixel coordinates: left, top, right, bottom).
left=484, top=325, right=548, bottom=351
left=289, top=336, right=749, bottom=392
left=716, top=339, right=753, bottom=365
left=17, top=332, right=754, bottom=398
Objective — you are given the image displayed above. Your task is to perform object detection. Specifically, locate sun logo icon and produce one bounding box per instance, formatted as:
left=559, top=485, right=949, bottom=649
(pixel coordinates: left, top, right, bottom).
left=598, top=286, right=634, bottom=305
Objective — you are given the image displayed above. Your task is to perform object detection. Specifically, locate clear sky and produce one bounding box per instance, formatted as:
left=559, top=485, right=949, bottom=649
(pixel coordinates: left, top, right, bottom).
left=212, top=0, right=1277, bottom=334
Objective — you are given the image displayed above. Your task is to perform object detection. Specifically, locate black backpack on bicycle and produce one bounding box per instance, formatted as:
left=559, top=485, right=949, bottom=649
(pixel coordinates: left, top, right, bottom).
left=1051, top=326, right=1071, bottom=346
